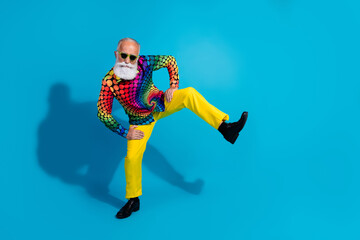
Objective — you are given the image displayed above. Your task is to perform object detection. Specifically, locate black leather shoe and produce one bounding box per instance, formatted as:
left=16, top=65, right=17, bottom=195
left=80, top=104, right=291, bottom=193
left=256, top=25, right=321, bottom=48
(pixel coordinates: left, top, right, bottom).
left=115, top=197, right=140, bottom=219
left=218, top=111, right=248, bottom=144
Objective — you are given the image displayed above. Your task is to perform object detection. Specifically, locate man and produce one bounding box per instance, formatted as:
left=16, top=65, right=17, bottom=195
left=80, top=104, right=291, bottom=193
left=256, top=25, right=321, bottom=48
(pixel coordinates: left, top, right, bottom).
left=97, top=37, right=248, bottom=219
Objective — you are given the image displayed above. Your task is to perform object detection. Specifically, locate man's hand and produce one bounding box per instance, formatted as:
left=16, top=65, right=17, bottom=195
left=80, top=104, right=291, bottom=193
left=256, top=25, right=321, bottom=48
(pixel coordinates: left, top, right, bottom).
left=164, top=87, right=178, bottom=102
left=126, top=125, right=144, bottom=140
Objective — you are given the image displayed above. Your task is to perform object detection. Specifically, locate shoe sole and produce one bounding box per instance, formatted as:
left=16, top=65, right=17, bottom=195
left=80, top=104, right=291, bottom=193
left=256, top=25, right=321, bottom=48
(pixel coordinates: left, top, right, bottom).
left=235, top=111, right=248, bottom=132
left=228, top=132, right=239, bottom=144
left=225, top=112, right=248, bottom=144
left=115, top=204, right=140, bottom=219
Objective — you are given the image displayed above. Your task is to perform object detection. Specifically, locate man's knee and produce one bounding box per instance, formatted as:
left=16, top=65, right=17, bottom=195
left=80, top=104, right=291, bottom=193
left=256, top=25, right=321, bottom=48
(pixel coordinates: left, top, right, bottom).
left=182, top=87, right=198, bottom=109
left=184, top=87, right=197, bottom=98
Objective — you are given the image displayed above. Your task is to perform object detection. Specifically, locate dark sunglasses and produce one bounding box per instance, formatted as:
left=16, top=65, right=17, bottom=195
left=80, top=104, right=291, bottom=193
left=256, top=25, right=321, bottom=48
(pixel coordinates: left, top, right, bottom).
left=117, top=51, right=138, bottom=62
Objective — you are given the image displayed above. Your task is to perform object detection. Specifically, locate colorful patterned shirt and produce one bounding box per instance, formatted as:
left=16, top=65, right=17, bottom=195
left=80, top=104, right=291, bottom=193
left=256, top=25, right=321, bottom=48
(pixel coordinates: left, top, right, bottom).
left=97, top=55, right=179, bottom=138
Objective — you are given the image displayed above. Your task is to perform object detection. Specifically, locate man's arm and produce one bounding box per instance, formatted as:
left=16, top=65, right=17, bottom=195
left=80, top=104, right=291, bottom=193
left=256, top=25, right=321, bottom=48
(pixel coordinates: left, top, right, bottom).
left=147, top=55, right=179, bottom=88
left=97, top=74, right=129, bottom=138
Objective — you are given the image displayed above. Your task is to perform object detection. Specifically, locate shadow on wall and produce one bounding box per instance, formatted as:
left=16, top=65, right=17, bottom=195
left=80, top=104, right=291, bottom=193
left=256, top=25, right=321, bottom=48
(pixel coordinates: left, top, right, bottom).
left=37, top=82, right=204, bottom=209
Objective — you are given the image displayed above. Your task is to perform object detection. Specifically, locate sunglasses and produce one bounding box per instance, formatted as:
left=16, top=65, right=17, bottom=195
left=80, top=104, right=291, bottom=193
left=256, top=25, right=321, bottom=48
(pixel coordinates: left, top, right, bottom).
left=117, top=51, right=138, bottom=62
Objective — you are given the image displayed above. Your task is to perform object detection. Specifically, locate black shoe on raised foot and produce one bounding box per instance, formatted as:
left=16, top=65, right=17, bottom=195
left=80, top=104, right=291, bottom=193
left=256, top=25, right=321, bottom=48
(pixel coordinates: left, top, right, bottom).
left=218, top=111, right=248, bottom=144
left=115, top=197, right=140, bottom=219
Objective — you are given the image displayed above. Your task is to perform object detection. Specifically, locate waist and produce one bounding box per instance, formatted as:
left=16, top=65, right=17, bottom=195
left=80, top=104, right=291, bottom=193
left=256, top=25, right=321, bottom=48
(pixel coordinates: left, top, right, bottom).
left=128, top=113, right=155, bottom=125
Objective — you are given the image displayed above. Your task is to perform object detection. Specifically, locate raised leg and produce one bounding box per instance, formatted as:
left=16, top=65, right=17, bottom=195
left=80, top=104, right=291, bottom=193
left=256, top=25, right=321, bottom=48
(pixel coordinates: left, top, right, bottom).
left=153, top=87, right=229, bottom=129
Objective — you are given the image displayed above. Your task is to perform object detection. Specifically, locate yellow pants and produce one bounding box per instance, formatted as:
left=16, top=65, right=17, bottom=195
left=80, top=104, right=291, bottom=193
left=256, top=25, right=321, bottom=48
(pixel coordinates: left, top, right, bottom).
left=124, top=87, right=229, bottom=199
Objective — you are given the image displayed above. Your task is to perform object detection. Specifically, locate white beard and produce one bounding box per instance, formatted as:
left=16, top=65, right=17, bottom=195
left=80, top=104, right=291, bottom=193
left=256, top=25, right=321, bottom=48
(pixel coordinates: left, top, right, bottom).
left=113, top=59, right=138, bottom=80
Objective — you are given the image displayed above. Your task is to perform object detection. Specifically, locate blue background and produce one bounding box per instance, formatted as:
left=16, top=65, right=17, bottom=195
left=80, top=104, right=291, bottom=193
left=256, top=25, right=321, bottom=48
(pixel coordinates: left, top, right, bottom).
left=1, top=0, right=360, bottom=239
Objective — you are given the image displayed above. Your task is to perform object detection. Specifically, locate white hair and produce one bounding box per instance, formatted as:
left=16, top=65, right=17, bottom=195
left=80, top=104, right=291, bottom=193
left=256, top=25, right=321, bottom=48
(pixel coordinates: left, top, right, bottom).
left=117, top=37, right=141, bottom=52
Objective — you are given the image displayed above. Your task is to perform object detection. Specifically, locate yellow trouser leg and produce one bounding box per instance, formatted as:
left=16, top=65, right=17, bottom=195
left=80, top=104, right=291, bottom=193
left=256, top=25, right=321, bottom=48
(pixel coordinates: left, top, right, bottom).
left=124, top=121, right=156, bottom=199
left=154, top=87, right=229, bottom=129
left=125, top=87, right=229, bottom=199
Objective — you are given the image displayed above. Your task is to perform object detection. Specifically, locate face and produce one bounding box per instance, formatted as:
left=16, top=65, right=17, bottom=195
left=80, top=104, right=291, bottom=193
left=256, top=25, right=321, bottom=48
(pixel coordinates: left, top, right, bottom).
left=114, top=40, right=140, bottom=64
left=113, top=40, right=140, bottom=80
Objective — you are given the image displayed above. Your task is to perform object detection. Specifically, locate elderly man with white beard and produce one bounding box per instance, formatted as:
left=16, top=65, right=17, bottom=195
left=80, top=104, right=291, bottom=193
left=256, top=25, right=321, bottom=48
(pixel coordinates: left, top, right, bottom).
left=97, top=37, right=248, bottom=219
